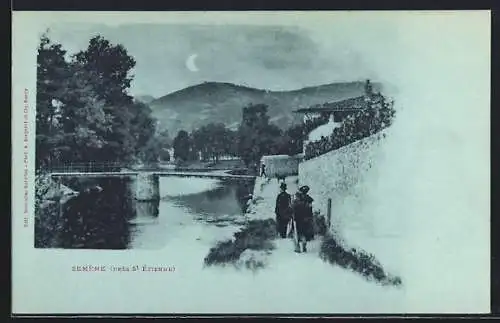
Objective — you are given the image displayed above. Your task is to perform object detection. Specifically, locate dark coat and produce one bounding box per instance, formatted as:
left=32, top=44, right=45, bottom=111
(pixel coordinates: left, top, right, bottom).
left=292, top=192, right=314, bottom=241
left=275, top=191, right=292, bottom=219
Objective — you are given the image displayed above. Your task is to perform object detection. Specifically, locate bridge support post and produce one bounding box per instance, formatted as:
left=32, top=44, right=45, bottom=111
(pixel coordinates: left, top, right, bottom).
left=133, top=200, right=160, bottom=221
left=56, top=178, right=63, bottom=219
left=134, top=172, right=160, bottom=202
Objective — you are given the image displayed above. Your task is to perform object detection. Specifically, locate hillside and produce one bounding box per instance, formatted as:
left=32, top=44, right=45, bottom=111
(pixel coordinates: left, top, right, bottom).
left=149, top=81, right=383, bottom=135
left=134, top=95, right=156, bottom=104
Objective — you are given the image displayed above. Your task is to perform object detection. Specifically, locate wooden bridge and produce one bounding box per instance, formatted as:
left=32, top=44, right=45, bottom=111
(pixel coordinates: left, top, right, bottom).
left=47, top=162, right=255, bottom=202
left=49, top=170, right=255, bottom=180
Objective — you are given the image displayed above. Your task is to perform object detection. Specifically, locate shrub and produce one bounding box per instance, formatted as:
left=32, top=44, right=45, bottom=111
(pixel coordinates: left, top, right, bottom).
left=204, top=219, right=276, bottom=267
left=313, top=212, right=328, bottom=237
left=34, top=172, right=63, bottom=248
left=319, top=232, right=402, bottom=287
left=204, top=240, right=242, bottom=266
left=34, top=202, right=62, bottom=248
left=237, top=249, right=272, bottom=272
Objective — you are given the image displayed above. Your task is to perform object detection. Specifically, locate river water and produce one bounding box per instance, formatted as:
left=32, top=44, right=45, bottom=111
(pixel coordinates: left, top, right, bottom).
left=55, top=175, right=255, bottom=250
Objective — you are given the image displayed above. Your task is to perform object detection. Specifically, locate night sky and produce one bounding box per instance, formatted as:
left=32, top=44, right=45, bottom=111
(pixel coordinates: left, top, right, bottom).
left=46, top=19, right=396, bottom=97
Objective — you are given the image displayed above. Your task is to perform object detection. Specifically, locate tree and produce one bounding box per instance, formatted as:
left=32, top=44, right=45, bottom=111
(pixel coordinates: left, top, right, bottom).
left=35, top=33, right=159, bottom=169
left=191, top=127, right=208, bottom=161
left=128, top=101, right=157, bottom=156
left=173, top=130, right=191, bottom=162
left=157, top=129, right=172, bottom=148
left=190, top=123, right=235, bottom=163
left=73, top=35, right=136, bottom=106
left=36, top=33, right=70, bottom=168
left=36, top=34, right=116, bottom=166
left=206, top=123, right=229, bottom=162
left=284, top=123, right=305, bottom=155
left=271, top=133, right=294, bottom=155
left=155, top=129, right=172, bottom=162
left=237, top=103, right=283, bottom=167
left=139, top=136, right=160, bottom=164
left=71, top=35, right=155, bottom=164
left=159, top=148, right=171, bottom=162
left=60, top=65, right=117, bottom=162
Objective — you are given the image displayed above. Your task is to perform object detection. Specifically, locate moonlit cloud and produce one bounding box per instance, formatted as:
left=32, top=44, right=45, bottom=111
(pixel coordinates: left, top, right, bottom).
left=46, top=22, right=393, bottom=97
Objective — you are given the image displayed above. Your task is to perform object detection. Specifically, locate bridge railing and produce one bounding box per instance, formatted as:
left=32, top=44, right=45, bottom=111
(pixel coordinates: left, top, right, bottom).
left=47, top=162, right=130, bottom=173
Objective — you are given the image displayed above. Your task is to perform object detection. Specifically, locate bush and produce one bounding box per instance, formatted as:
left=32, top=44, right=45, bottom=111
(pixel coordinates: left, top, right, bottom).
left=204, top=219, right=276, bottom=267
left=313, top=213, right=328, bottom=237
left=35, top=203, right=62, bottom=248
left=34, top=172, right=63, bottom=248
left=319, top=232, right=402, bottom=287
left=237, top=249, right=272, bottom=272
left=204, top=240, right=242, bottom=265
left=305, top=97, right=396, bottom=160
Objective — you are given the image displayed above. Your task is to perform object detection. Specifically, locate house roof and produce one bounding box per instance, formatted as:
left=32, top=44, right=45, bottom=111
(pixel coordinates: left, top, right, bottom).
left=294, top=93, right=383, bottom=113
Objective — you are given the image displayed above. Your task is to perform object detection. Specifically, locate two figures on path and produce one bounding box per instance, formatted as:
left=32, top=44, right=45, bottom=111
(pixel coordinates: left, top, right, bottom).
left=275, top=182, right=315, bottom=253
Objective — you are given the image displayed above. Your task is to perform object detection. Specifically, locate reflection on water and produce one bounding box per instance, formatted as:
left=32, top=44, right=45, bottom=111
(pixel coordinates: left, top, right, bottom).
left=133, top=200, right=160, bottom=220
left=45, top=176, right=254, bottom=250
left=58, top=177, right=134, bottom=249
left=167, top=179, right=254, bottom=217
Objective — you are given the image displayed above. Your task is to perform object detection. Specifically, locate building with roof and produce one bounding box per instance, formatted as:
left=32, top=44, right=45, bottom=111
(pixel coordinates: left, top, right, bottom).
left=293, top=80, right=386, bottom=155
left=293, top=80, right=384, bottom=124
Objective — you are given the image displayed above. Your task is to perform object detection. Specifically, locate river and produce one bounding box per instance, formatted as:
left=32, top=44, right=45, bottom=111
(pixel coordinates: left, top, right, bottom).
left=53, top=175, right=255, bottom=250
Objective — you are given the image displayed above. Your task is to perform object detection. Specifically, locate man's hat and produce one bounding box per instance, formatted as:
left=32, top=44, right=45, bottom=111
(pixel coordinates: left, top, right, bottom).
left=299, top=185, right=310, bottom=193
left=280, top=182, right=287, bottom=190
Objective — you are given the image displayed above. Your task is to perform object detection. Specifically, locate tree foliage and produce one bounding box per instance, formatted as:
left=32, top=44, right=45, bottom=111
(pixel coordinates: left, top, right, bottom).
left=155, top=130, right=172, bottom=162
left=35, top=33, right=159, bottom=169
left=237, top=104, right=285, bottom=167
left=73, top=35, right=136, bottom=106
left=191, top=123, right=236, bottom=162
left=173, top=130, right=191, bottom=162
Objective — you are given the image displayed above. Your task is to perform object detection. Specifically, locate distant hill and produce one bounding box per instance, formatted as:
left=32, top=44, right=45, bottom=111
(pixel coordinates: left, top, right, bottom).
left=134, top=95, right=156, bottom=104
left=149, top=81, right=383, bottom=135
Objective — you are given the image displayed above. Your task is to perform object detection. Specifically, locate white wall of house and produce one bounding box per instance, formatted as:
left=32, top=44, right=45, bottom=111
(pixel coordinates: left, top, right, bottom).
left=307, top=114, right=342, bottom=142
left=260, top=154, right=302, bottom=178
left=303, top=112, right=321, bottom=123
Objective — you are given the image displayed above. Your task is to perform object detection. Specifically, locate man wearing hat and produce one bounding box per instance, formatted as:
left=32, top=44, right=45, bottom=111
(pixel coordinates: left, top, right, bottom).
left=274, top=182, right=292, bottom=238
left=292, top=185, right=315, bottom=252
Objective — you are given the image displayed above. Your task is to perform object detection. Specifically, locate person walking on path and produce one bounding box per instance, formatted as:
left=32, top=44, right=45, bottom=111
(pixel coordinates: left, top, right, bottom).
left=260, top=163, right=267, bottom=177
left=292, top=185, right=315, bottom=253
left=275, top=182, right=292, bottom=238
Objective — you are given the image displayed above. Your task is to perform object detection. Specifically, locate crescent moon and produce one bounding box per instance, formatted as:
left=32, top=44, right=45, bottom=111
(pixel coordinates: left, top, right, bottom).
left=186, top=54, right=199, bottom=72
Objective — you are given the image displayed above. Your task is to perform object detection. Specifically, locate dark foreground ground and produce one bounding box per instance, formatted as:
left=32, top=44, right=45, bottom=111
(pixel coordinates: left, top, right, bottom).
left=204, top=218, right=402, bottom=287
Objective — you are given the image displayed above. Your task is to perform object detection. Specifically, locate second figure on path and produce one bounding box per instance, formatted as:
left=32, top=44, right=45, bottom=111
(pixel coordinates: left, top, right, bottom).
left=292, top=185, right=315, bottom=253
left=275, top=182, right=292, bottom=238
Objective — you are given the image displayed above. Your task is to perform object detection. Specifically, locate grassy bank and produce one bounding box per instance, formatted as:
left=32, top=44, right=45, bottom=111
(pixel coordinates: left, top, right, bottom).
left=204, top=219, right=277, bottom=270
left=204, top=212, right=329, bottom=271
left=319, top=232, right=402, bottom=287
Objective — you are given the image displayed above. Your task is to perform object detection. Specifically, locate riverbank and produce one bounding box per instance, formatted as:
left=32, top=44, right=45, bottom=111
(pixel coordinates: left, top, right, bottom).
left=35, top=173, right=135, bottom=249
left=205, top=174, right=401, bottom=288
left=203, top=176, right=300, bottom=270
left=26, top=174, right=407, bottom=313
left=34, top=173, right=80, bottom=248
